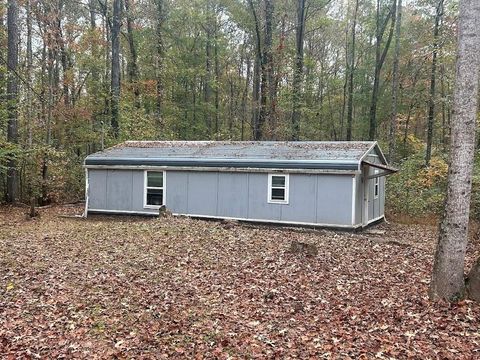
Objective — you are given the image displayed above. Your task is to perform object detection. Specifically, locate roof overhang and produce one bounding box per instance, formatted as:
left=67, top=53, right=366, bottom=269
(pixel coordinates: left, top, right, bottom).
left=362, top=160, right=398, bottom=178
left=84, top=164, right=360, bottom=175
left=84, top=157, right=360, bottom=171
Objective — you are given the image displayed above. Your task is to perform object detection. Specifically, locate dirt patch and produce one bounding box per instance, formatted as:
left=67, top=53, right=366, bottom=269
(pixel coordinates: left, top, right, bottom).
left=1, top=205, right=479, bottom=358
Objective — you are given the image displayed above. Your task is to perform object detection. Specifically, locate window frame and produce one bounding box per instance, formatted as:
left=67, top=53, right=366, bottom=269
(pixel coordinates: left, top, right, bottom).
left=374, top=169, right=380, bottom=199
left=267, top=173, right=289, bottom=204
left=144, top=170, right=166, bottom=209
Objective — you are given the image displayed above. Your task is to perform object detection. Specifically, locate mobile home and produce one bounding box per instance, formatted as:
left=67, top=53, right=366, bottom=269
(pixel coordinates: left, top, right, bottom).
left=84, top=141, right=396, bottom=229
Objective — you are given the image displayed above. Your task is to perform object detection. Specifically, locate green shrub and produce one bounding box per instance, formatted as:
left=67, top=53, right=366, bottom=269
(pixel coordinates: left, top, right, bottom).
left=387, top=151, right=480, bottom=219
left=387, top=153, right=448, bottom=217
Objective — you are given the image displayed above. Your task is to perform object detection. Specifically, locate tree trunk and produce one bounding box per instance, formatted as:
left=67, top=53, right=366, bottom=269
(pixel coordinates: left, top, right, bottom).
left=111, top=0, right=122, bottom=138
left=125, top=0, right=140, bottom=108
left=271, top=13, right=287, bottom=140
left=192, top=77, right=197, bottom=128
left=59, top=28, right=71, bottom=107
left=214, top=14, right=220, bottom=138
left=228, top=76, right=234, bottom=138
left=155, top=0, right=165, bottom=132
left=258, top=0, right=273, bottom=140
left=88, top=0, right=99, bottom=152
left=291, top=0, right=306, bottom=141
left=368, top=0, right=396, bottom=141
left=425, top=0, right=444, bottom=166
left=6, top=0, right=19, bottom=203
left=346, top=0, right=359, bottom=141
left=403, top=100, right=415, bottom=147
left=263, top=0, right=274, bottom=139
left=429, top=0, right=480, bottom=303
left=41, top=27, right=55, bottom=206
left=89, top=0, right=96, bottom=28
left=205, top=20, right=213, bottom=135
left=26, top=0, right=33, bottom=147
left=440, top=62, right=447, bottom=150
left=99, top=0, right=111, bottom=123
left=402, top=62, right=423, bottom=147
left=252, top=55, right=260, bottom=140
left=248, top=0, right=262, bottom=140
left=340, top=28, right=348, bottom=140
left=241, top=57, right=251, bottom=141
left=388, top=0, right=402, bottom=163
left=46, top=1, right=68, bottom=109
left=0, top=14, right=4, bottom=107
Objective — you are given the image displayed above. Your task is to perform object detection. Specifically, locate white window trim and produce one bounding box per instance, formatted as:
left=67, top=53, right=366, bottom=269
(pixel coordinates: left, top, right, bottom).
left=268, top=173, right=289, bottom=204
left=144, top=170, right=166, bottom=209
left=374, top=169, right=379, bottom=199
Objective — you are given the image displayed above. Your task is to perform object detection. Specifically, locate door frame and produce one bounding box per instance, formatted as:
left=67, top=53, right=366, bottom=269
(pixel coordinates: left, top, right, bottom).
left=362, top=165, right=369, bottom=226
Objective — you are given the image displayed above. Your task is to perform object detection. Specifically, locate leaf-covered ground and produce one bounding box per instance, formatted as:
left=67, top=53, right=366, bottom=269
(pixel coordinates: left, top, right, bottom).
left=1, top=205, right=480, bottom=359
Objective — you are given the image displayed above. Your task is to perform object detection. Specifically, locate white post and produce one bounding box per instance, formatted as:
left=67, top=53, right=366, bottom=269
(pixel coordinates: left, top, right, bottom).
left=84, top=168, right=89, bottom=217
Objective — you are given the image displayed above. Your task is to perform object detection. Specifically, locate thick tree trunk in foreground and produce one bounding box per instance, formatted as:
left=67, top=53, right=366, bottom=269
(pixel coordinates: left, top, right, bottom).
left=111, top=0, right=122, bottom=138
left=6, top=0, right=19, bottom=203
left=429, top=0, right=480, bottom=302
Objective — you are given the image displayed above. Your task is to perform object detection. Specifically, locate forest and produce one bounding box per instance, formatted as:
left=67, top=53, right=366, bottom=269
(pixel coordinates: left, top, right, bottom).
left=2, top=0, right=480, bottom=356
left=0, top=0, right=462, bottom=215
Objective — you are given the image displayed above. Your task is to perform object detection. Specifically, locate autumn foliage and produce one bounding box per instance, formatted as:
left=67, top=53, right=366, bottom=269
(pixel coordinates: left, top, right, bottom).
left=1, top=205, right=480, bottom=357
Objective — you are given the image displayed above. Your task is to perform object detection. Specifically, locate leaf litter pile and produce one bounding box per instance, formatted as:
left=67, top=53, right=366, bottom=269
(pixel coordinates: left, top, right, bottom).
left=1, top=205, right=480, bottom=358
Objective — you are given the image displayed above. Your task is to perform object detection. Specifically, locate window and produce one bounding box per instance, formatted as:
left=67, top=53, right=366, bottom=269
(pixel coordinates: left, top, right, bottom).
left=268, top=174, right=289, bottom=204
left=374, top=170, right=379, bottom=199
left=144, top=171, right=165, bottom=208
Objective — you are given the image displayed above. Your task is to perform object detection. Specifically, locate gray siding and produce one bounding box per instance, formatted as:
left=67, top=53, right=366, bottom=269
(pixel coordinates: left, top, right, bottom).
left=132, top=172, right=145, bottom=210
left=247, top=173, right=282, bottom=221
left=316, top=175, right=353, bottom=225
left=187, top=172, right=218, bottom=216
left=88, top=169, right=157, bottom=214
left=217, top=173, right=249, bottom=218
left=281, top=174, right=317, bottom=223
left=88, top=170, right=107, bottom=209
left=88, top=169, right=356, bottom=226
left=165, top=171, right=188, bottom=213
left=106, top=170, right=132, bottom=210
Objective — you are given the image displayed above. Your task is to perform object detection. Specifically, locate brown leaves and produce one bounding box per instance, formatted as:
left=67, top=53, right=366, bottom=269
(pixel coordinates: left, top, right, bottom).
left=1, top=205, right=479, bottom=358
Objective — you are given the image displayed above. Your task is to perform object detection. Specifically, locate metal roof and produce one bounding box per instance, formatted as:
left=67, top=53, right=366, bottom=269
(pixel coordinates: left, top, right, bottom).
left=84, top=141, right=386, bottom=171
